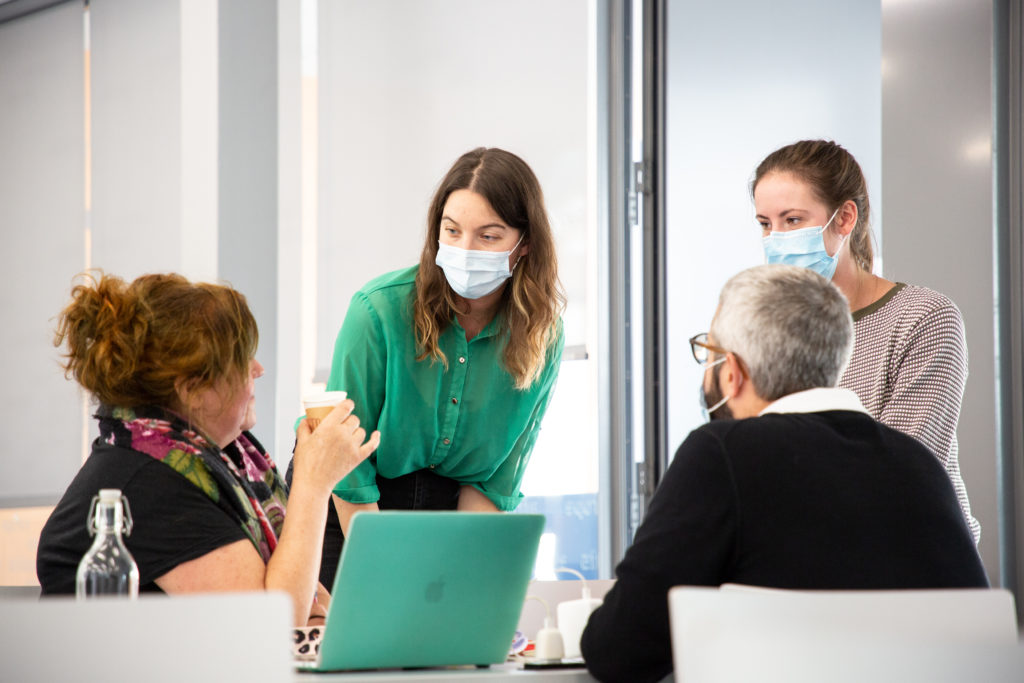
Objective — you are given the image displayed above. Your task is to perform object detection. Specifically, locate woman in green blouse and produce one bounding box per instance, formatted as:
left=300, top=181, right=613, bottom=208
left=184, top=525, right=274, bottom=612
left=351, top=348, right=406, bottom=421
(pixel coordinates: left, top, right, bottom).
left=312, top=147, right=564, bottom=587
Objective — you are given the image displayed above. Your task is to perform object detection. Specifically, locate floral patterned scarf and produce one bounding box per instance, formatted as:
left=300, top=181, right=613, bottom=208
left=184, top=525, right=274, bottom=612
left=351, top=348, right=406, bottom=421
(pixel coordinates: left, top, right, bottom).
left=96, top=404, right=289, bottom=562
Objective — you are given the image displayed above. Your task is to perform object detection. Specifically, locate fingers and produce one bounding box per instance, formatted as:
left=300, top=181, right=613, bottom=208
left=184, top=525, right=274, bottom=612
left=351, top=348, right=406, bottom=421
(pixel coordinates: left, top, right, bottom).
left=341, top=430, right=379, bottom=471
left=360, top=430, right=381, bottom=458
left=326, top=405, right=363, bottom=439
left=294, top=400, right=379, bottom=480
left=319, top=398, right=356, bottom=428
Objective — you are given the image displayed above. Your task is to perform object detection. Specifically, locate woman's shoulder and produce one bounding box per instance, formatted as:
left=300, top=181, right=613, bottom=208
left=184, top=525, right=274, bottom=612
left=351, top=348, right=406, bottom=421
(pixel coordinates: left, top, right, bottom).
left=76, top=441, right=207, bottom=494
left=857, top=282, right=962, bottom=324
left=856, top=283, right=966, bottom=359
left=77, top=440, right=159, bottom=479
left=44, top=443, right=199, bottom=539
left=359, top=265, right=419, bottom=298
left=889, top=283, right=964, bottom=326
left=345, top=266, right=419, bottom=331
left=895, top=283, right=960, bottom=310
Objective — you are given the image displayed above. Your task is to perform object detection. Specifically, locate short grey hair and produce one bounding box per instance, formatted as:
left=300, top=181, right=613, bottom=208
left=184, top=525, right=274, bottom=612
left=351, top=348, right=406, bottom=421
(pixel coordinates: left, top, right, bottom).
left=709, top=264, right=854, bottom=401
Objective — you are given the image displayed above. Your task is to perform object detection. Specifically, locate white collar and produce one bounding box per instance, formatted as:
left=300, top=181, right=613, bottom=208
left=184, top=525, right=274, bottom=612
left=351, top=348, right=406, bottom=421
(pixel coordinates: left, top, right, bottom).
left=758, top=387, right=871, bottom=417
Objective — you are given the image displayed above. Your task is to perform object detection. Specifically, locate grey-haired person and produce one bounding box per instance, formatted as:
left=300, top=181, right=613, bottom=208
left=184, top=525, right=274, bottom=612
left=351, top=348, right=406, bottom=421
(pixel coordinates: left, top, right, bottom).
left=580, top=264, right=987, bottom=683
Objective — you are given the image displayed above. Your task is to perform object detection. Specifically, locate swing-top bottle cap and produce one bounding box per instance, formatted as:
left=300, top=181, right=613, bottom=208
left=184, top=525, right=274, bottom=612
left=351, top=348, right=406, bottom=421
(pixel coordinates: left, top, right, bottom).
left=98, top=488, right=122, bottom=501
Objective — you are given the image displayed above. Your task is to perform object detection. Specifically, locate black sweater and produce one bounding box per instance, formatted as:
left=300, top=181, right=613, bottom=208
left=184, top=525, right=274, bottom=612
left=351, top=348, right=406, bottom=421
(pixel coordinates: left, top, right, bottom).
left=580, top=410, right=988, bottom=683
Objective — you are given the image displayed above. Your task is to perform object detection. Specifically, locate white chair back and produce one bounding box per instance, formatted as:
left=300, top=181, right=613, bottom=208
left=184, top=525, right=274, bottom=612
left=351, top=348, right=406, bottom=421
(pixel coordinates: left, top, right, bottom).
left=0, top=591, right=292, bottom=683
left=668, top=585, right=1022, bottom=683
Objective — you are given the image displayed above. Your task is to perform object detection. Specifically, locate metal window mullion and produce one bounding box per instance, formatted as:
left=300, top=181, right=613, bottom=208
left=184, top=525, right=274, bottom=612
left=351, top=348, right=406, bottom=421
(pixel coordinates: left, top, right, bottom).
left=639, top=0, right=668, bottom=506
left=602, top=0, right=634, bottom=576
left=995, top=0, right=1024, bottom=625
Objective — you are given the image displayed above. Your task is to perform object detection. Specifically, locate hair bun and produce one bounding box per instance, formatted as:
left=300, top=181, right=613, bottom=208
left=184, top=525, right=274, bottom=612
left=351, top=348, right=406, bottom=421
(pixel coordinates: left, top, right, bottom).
left=55, top=272, right=147, bottom=403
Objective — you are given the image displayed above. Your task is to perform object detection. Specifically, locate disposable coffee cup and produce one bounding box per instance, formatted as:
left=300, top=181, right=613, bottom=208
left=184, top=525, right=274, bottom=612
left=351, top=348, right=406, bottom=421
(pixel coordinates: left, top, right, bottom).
left=302, top=391, right=347, bottom=430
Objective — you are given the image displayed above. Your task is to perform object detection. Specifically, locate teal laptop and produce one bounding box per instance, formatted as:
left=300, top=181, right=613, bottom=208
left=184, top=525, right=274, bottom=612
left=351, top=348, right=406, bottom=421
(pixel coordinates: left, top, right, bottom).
left=298, top=511, right=544, bottom=672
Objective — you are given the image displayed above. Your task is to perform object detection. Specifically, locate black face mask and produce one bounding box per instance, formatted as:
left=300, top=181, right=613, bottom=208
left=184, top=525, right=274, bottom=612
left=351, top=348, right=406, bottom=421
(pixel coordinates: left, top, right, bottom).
left=699, top=361, right=733, bottom=422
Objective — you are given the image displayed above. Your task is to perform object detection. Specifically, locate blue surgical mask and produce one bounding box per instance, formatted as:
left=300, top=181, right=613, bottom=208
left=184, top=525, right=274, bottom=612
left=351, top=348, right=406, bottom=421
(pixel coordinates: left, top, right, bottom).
left=762, top=208, right=844, bottom=280
left=435, top=235, right=524, bottom=300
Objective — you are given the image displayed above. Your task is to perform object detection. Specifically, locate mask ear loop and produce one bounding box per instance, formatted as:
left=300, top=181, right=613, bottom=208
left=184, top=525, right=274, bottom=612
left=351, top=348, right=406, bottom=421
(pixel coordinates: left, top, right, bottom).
left=708, top=351, right=752, bottom=415
left=820, top=207, right=849, bottom=259
left=822, top=206, right=840, bottom=230
left=704, top=355, right=729, bottom=415
left=509, top=233, right=527, bottom=272
left=706, top=393, right=729, bottom=415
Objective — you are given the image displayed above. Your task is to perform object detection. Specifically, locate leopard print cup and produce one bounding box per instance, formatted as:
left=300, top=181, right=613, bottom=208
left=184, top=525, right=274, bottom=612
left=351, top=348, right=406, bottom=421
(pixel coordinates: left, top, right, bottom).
left=293, top=625, right=323, bottom=659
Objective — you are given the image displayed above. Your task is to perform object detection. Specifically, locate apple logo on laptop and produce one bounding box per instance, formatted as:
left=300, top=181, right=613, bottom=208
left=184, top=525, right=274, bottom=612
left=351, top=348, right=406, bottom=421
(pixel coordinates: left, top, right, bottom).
left=425, top=577, right=445, bottom=603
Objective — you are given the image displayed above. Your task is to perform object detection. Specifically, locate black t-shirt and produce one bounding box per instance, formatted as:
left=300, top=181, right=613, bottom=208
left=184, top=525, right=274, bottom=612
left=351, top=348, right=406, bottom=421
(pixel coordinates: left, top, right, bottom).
left=37, top=441, right=249, bottom=595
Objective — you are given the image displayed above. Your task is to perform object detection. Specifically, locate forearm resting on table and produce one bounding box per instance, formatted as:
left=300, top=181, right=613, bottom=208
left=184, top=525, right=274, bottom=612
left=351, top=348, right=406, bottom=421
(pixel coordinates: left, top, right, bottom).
left=334, top=494, right=379, bottom=537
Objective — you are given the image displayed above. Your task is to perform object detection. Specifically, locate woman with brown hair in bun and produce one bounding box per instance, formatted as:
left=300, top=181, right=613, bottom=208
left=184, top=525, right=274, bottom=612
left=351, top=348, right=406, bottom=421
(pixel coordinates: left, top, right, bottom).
left=752, top=139, right=978, bottom=542
left=36, top=272, right=379, bottom=626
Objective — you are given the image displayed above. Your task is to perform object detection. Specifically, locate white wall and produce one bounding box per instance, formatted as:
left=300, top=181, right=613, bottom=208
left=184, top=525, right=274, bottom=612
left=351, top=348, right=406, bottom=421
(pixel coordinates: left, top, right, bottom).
left=881, top=0, right=999, bottom=583
left=664, top=0, right=882, bottom=447
left=0, top=2, right=85, bottom=503
left=90, top=0, right=184, bottom=276
left=0, top=0, right=300, bottom=505
left=316, top=0, right=592, bottom=375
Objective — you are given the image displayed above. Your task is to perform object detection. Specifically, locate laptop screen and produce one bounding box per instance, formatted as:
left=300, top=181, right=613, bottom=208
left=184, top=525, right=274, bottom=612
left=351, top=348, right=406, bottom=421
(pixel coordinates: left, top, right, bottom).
left=309, top=511, right=544, bottom=672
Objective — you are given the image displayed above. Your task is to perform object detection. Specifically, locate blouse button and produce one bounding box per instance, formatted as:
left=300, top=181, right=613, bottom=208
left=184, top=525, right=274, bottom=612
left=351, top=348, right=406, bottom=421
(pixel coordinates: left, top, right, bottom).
left=451, top=398, right=458, bottom=405
left=443, top=438, right=450, bottom=445
left=458, top=356, right=466, bottom=364
left=429, top=464, right=436, bottom=469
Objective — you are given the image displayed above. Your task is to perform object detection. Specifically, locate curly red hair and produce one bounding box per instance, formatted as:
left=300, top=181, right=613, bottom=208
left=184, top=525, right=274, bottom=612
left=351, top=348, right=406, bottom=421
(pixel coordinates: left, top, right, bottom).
left=54, top=271, right=258, bottom=408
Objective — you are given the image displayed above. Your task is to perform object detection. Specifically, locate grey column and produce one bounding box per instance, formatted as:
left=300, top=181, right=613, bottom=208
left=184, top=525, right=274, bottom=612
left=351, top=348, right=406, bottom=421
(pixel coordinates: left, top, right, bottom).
left=218, top=0, right=280, bottom=459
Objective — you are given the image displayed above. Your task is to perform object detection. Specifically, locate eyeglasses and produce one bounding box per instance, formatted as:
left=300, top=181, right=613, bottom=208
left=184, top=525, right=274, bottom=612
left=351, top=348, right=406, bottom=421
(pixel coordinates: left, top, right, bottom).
left=689, top=332, right=729, bottom=365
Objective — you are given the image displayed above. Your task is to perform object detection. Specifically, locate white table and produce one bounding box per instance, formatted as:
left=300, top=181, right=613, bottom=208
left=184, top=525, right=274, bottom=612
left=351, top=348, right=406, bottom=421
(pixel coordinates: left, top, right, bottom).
left=294, top=663, right=596, bottom=682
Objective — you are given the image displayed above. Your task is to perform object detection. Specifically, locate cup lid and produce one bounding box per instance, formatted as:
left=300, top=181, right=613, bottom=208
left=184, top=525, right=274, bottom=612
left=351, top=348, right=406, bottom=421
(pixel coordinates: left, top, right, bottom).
left=302, top=390, right=347, bottom=408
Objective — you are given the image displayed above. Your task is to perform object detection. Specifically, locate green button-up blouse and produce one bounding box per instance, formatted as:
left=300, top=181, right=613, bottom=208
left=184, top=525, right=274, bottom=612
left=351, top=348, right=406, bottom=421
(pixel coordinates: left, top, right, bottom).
left=327, top=266, right=564, bottom=511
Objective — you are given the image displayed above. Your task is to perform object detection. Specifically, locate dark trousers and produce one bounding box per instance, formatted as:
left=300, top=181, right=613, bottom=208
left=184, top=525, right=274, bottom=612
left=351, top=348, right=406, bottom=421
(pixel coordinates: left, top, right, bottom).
left=286, top=460, right=461, bottom=589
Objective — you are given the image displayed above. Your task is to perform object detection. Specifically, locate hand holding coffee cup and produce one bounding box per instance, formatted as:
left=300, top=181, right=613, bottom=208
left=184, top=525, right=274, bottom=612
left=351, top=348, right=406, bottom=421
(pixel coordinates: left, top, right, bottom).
left=294, top=394, right=379, bottom=492
left=303, top=391, right=348, bottom=430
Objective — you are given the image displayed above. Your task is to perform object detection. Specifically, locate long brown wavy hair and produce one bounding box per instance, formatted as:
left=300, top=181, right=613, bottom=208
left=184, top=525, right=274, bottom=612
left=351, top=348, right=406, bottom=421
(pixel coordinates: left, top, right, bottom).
left=752, top=139, right=874, bottom=273
left=54, top=271, right=258, bottom=409
left=414, top=147, right=564, bottom=390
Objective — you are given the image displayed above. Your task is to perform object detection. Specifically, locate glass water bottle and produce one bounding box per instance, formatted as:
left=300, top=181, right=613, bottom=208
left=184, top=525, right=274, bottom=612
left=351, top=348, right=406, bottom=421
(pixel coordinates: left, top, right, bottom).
left=76, top=488, right=140, bottom=599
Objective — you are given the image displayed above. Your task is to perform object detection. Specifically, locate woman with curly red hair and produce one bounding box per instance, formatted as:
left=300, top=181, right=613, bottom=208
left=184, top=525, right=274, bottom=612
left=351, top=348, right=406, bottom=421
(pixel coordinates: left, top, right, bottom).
left=37, top=272, right=379, bottom=626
